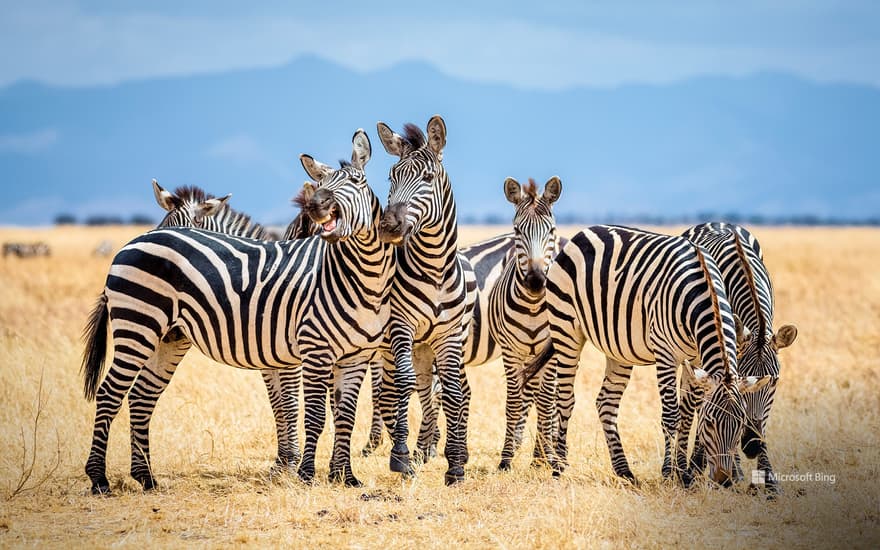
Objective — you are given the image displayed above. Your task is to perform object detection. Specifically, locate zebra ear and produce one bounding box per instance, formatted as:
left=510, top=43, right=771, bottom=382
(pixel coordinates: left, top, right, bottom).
left=503, top=177, right=522, bottom=205
left=426, top=115, right=447, bottom=157
left=377, top=122, right=407, bottom=157
left=152, top=179, right=177, bottom=212
left=300, top=154, right=334, bottom=182
left=197, top=194, right=231, bottom=218
left=774, top=324, right=798, bottom=350
left=542, top=176, right=562, bottom=204
left=351, top=128, right=371, bottom=169
left=734, top=315, right=751, bottom=347
left=683, top=360, right=714, bottom=389
left=739, top=375, right=772, bottom=393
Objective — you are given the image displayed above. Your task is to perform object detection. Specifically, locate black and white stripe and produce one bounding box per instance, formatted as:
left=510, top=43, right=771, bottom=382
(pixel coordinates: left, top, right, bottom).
left=361, top=232, right=514, bottom=459
left=81, top=130, right=393, bottom=494
left=681, top=222, right=797, bottom=492
left=524, top=225, right=771, bottom=486
left=375, top=116, right=472, bottom=485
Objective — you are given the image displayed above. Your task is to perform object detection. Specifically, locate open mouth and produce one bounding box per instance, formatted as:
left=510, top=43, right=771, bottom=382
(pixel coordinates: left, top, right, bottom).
left=313, top=207, right=338, bottom=234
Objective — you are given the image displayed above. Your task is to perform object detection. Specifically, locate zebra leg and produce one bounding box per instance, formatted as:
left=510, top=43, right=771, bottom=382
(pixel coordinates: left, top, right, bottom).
left=127, top=332, right=191, bottom=490
left=595, top=358, right=636, bottom=483
left=499, top=356, right=527, bottom=471
left=413, top=346, right=439, bottom=464
left=328, top=365, right=367, bottom=487
left=361, top=362, right=385, bottom=456
left=297, top=362, right=330, bottom=485
left=262, top=365, right=302, bottom=472
left=384, top=330, right=416, bottom=476
left=655, top=356, right=683, bottom=483
left=86, top=342, right=158, bottom=495
left=677, top=374, right=704, bottom=487
left=756, top=449, right=781, bottom=496
left=532, top=362, right=558, bottom=468
left=459, top=357, right=471, bottom=465
left=432, top=335, right=467, bottom=485
left=552, top=337, right=581, bottom=476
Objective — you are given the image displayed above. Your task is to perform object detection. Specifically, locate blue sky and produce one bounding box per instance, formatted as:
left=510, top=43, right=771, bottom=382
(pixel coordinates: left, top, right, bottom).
left=2, top=0, right=879, bottom=90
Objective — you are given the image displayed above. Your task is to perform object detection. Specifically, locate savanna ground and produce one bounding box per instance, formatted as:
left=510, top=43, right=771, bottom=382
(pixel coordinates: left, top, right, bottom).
left=0, top=224, right=878, bottom=549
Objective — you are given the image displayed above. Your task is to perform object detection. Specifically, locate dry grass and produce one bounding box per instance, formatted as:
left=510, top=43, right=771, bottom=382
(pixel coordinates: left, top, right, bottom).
left=0, top=224, right=878, bottom=548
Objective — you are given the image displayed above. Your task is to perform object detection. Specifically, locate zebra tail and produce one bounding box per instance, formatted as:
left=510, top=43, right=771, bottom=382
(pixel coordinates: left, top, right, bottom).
left=81, top=293, right=109, bottom=402
left=521, top=341, right=555, bottom=385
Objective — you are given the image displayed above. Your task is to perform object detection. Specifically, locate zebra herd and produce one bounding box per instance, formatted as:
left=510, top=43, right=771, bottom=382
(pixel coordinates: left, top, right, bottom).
left=79, top=116, right=798, bottom=496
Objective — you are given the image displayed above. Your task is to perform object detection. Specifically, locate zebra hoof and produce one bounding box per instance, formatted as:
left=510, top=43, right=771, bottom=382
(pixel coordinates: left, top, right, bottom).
left=134, top=474, right=157, bottom=491
left=329, top=468, right=363, bottom=488
left=361, top=435, right=383, bottom=457
left=297, top=465, right=316, bottom=485
left=390, top=443, right=412, bottom=474
left=444, top=467, right=465, bottom=486
left=498, top=460, right=512, bottom=471
left=91, top=483, right=111, bottom=496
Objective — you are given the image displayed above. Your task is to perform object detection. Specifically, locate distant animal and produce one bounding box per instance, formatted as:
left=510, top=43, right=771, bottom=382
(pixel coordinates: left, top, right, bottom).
left=92, top=240, right=114, bottom=257
left=524, top=225, right=771, bottom=487
left=81, top=130, right=394, bottom=494
left=681, top=222, right=797, bottom=494
left=3, top=242, right=51, bottom=258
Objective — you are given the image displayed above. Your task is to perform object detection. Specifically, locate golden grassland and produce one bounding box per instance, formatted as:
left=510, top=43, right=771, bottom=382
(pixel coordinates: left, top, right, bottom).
left=0, top=224, right=878, bottom=548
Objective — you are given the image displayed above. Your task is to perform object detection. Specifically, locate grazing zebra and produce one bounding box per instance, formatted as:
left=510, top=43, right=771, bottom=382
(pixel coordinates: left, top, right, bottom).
left=523, top=225, right=771, bottom=486
left=93, top=240, right=115, bottom=257
left=681, top=222, right=797, bottom=493
left=3, top=242, right=50, bottom=257
left=375, top=116, right=472, bottom=485
left=81, top=130, right=393, bottom=493
left=152, top=178, right=304, bottom=473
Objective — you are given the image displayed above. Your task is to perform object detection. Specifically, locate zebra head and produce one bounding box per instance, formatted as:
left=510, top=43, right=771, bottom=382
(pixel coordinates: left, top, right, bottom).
left=503, top=176, right=562, bottom=294
left=737, top=322, right=798, bottom=459
left=686, top=347, right=772, bottom=486
left=376, top=115, right=448, bottom=246
left=296, top=129, right=374, bottom=244
left=152, top=179, right=231, bottom=229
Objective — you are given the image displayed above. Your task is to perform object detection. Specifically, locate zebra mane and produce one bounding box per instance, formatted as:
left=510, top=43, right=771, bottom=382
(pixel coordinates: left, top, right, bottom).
left=402, top=123, right=426, bottom=150
left=693, top=244, right=734, bottom=381
left=173, top=185, right=213, bottom=203
left=524, top=178, right=538, bottom=199
left=339, top=159, right=352, bottom=169
left=730, top=229, right=768, bottom=346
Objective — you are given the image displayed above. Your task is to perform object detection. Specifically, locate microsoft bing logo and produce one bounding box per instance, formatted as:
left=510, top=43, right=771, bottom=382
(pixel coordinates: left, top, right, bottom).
left=751, top=469, right=766, bottom=485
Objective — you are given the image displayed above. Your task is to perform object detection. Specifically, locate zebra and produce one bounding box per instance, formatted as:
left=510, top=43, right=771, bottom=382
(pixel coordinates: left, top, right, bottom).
left=523, top=225, right=772, bottom=486
left=80, top=129, right=394, bottom=494
left=488, top=176, right=563, bottom=470
left=152, top=178, right=304, bottom=473
left=3, top=242, right=51, bottom=257
left=680, top=222, right=797, bottom=493
left=375, top=116, right=472, bottom=485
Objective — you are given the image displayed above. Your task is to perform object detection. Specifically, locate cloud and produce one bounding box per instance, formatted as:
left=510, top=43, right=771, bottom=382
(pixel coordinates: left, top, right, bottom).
left=0, top=129, right=58, bottom=154
left=0, top=3, right=878, bottom=90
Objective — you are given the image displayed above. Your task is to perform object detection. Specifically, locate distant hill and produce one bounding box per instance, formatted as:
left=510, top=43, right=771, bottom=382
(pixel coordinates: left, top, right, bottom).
left=1, top=55, right=878, bottom=226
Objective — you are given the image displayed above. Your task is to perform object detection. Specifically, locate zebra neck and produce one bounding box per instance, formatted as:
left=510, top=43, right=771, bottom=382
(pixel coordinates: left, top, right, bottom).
left=400, top=180, right=460, bottom=281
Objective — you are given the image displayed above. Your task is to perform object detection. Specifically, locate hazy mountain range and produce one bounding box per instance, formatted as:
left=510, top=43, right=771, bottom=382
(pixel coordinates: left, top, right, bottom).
left=1, top=55, right=878, bottom=226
